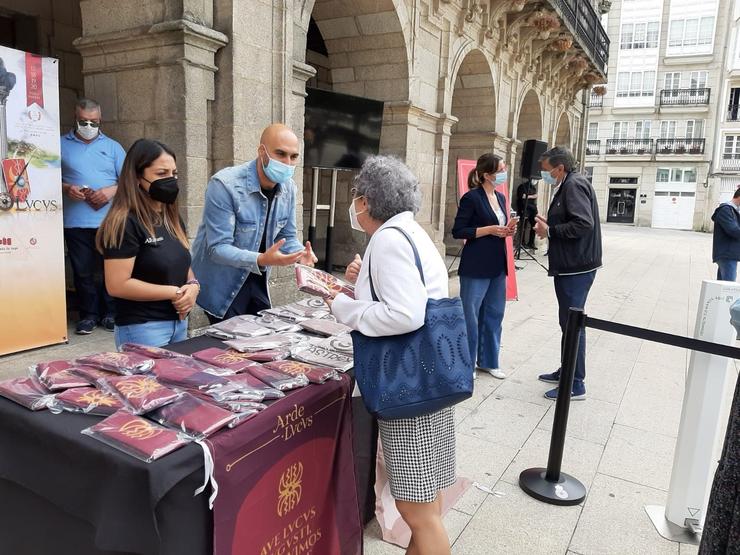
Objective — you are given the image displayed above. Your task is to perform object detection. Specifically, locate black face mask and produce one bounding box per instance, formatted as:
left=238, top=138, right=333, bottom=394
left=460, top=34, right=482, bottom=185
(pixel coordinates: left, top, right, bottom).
left=143, top=176, right=179, bottom=204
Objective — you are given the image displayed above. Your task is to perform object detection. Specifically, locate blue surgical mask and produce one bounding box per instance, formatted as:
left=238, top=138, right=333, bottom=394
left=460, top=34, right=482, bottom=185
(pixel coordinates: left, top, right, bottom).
left=494, top=171, right=508, bottom=185
left=541, top=170, right=557, bottom=186
left=261, top=146, right=295, bottom=183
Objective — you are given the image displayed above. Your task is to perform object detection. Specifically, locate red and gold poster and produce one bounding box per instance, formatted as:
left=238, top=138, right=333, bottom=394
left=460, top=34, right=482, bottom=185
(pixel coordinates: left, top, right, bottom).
left=206, top=376, right=362, bottom=555
left=456, top=159, right=518, bottom=301
left=0, top=48, right=65, bottom=355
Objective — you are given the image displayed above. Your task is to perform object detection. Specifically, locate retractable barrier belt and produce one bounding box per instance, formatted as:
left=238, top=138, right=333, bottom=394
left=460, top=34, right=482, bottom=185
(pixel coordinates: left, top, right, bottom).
left=585, top=316, right=740, bottom=360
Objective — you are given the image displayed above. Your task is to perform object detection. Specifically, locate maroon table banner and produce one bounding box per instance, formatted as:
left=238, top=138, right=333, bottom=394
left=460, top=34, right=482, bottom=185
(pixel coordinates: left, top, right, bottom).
left=206, top=375, right=362, bottom=555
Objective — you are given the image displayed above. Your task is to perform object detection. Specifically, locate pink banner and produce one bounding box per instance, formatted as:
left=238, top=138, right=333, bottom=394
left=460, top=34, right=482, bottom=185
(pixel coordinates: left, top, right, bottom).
left=456, top=159, right=518, bottom=301
left=24, top=53, right=43, bottom=108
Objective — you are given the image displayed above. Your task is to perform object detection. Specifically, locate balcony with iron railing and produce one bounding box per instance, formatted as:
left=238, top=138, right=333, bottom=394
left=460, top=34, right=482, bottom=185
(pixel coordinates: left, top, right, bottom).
left=659, top=88, right=711, bottom=106
left=589, top=94, right=603, bottom=108
left=722, top=156, right=740, bottom=171
left=605, top=139, right=653, bottom=155
left=549, top=0, right=610, bottom=77
left=656, top=138, right=706, bottom=155
left=586, top=140, right=600, bottom=155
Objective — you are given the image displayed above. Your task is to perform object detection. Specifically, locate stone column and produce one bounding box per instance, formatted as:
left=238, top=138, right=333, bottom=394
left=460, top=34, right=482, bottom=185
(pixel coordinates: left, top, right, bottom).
left=75, top=1, right=228, bottom=234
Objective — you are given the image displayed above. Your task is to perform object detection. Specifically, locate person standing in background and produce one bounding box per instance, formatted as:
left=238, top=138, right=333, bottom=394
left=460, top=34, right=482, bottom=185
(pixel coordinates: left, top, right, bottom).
left=516, top=179, right=538, bottom=249
left=61, top=98, right=126, bottom=335
left=711, top=187, right=740, bottom=282
left=452, top=153, right=517, bottom=380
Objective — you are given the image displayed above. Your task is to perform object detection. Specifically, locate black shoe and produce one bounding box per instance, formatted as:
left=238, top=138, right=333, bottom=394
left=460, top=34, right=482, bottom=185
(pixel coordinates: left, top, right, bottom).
left=75, top=319, right=97, bottom=335
left=538, top=370, right=561, bottom=384
left=101, top=316, right=115, bottom=332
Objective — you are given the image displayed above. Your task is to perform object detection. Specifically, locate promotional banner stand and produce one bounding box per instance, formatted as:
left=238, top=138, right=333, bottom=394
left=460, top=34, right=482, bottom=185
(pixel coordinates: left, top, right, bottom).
left=646, top=280, right=740, bottom=544
left=0, top=84, right=10, bottom=209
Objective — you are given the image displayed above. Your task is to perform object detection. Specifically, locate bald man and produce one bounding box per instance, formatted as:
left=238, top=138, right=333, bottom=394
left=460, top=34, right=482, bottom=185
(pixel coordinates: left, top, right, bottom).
left=191, top=124, right=317, bottom=323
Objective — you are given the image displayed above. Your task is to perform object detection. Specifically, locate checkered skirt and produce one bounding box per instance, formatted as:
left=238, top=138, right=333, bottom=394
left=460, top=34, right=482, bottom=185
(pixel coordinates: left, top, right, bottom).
left=378, top=407, right=456, bottom=503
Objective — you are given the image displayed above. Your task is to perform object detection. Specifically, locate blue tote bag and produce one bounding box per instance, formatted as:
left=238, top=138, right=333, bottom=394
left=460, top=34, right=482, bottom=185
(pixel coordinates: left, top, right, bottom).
left=350, top=227, right=474, bottom=420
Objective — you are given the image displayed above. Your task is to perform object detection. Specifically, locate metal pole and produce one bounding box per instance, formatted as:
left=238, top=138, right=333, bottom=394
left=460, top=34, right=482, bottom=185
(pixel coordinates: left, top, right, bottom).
left=519, top=307, right=587, bottom=506
left=308, top=167, right=320, bottom=247
left=324, top=169, right=338, bottom=272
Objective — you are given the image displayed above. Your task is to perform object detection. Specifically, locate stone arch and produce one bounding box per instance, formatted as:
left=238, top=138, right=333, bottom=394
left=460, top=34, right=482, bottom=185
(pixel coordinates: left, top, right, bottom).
left=555, top=112, right=572, bottom=149
left=514, top=88, right=544, bottom=144
left=444, top=48, right=497, bottom=252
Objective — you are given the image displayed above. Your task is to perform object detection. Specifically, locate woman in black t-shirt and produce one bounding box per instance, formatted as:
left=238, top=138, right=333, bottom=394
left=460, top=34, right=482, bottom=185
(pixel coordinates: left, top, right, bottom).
left=96, top=139, right=199, bottom=349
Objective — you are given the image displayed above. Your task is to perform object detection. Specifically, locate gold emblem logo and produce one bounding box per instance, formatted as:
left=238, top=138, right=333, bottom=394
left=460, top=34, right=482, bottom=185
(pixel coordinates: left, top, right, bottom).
left=117, top=377, right=161, bottom=399
left=120, top=419, right=163, bottom=440
left=78, top=390, right=117, bottom=407
left=274, top=361, right=309, bottom=377
left=277, top=462, right=303, bottom=517
left=214, top=351, right=254, bottom=364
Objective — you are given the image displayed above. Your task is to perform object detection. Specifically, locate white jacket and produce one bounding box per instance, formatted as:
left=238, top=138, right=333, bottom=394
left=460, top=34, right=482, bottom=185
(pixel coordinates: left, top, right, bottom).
left=331, top=211, right=448, bottom=337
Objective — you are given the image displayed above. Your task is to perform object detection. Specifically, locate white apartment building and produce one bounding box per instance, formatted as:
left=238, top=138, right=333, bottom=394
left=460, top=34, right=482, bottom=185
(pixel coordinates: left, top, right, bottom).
left=586, top=0, right=734, bottom=230
left=713, top=2, right=740, bottom=206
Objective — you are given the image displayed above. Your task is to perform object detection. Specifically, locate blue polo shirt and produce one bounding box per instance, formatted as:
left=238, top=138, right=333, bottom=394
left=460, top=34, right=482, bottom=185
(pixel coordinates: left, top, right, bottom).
left=61, top=130, right=126, bottom=228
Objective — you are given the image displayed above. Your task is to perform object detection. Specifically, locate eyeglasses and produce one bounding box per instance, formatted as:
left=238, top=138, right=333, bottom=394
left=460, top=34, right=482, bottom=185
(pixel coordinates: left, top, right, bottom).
left=77, top=120, right=100, bottom=128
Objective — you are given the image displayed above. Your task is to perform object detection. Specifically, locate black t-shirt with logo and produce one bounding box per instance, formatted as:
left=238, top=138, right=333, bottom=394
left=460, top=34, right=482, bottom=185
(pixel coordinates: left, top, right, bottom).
left=103, top=214, right=191, bottom=326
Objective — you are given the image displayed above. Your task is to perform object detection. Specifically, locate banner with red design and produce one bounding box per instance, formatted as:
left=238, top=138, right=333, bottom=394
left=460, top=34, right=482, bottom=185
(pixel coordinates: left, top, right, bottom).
left=0, top=46, right=65, bottom=355
left=206, top=376, right=362, bottom=555
left=456, top=159, right=519, bottom=300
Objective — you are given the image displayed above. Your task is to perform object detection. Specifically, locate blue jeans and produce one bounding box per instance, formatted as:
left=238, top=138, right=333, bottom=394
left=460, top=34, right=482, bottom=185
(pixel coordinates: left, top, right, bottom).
left=64, top=228, right=116, bottom=321
left=553, top=271, right=596, bottom=385
left=716, top=259, right=738, bottom=282
left=460, top=274, right=507, bottom=369
left=114, top=319, right=188, bottom=350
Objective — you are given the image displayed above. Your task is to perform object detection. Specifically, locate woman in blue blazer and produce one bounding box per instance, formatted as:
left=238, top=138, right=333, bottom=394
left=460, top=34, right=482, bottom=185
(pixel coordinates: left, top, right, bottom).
left=452, top=153, right=517, bottom=379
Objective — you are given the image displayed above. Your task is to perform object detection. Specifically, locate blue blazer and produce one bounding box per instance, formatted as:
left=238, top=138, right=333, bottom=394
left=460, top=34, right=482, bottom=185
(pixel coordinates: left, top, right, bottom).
left=451, top=187, right=509, bottom=279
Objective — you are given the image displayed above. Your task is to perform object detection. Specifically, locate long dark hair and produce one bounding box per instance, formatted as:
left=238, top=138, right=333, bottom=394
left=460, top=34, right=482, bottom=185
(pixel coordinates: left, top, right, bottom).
left=97, top=139, right=187, bottom=252
left=467, top=153, right=502, bottom=189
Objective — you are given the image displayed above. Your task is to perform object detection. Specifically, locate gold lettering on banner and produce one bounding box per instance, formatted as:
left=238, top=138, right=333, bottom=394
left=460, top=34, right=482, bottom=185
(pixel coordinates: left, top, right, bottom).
left=260, top=506, right=323, bottom=555
left=225, top=394, right=346, bottom=471
left=277, top=462, right=303, bottom=517
left=273, top=404, right=314, bottom=441
left=78, top=390, right=117, bottom=407
left=213, top=351, right=254, bottom=364
left=120, top=419, right=163, bottom=440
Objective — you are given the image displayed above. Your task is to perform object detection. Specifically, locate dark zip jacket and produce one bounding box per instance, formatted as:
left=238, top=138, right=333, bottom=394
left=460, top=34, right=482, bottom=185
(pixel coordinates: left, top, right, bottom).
left=546, top=171, right=602, bottom=277
left=711, top=202, right=740, bottom=262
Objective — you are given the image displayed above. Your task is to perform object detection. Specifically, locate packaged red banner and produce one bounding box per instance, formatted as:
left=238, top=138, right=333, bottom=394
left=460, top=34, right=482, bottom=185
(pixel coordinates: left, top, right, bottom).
left=246, top=365, right=309, bottom=391
left=209, top=372, right=283, bottom=401
left=119, top=343, right=189, bottom=359
left=98, top=375, right=180, bottom=415
left=30, top=360, right=92, bottom=391
left=51, top=386, right=124, bottom=416
left=298, top=318, right=352, bottom=337
left=191, top=348, right=261, bottom=373
left=148, top=393, right=236, bottom=439
left=264, top=360, right=339, bottom=384
left=295, top=264, right=355, bottom=299
left=221, top=400, right=267, bottom=413
left=82, top=410, right=192, bottom=463
left=247, top=314, right=302, bottom=333
left=152, top=359, right=227, bottom=389
left=0, top=376, right=54, bottom=410
left=76, top=352, right=155, bottom=375
left=291, top=336, right=354, bottom=371
left=228, top=409, right=262, bottom=428
left=239, top=348, right=291, bottom=362
left=210, top=315, right=271, bottom=338
left=68, top=366, right=118, bottom=385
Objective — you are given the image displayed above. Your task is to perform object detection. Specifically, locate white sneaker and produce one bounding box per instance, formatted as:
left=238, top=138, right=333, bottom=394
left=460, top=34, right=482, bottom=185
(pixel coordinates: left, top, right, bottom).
left=477, top=367, right=507, bottom=379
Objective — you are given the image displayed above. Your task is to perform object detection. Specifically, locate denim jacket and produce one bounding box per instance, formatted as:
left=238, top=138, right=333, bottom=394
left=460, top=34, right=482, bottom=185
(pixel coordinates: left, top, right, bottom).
left=191, top=160, right=304, bottom=317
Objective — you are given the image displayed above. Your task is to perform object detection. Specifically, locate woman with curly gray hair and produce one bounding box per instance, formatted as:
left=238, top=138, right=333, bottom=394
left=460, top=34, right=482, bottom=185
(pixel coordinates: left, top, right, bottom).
left=326, top=156, right=455, bottom=555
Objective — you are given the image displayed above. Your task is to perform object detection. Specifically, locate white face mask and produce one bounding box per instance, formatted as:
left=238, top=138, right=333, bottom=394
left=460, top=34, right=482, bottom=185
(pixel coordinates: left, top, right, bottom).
left=76, top=122, right=99, bottom=141
left=349, top=197, right=366, bottom=232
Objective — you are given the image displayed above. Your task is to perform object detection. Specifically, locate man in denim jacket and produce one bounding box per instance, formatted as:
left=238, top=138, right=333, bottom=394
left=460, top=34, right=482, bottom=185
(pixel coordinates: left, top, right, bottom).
left=191, top=124, right=316, bottom=323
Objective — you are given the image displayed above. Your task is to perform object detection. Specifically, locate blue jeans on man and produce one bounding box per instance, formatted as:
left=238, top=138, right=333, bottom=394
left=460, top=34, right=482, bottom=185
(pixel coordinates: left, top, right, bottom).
left=716, top=259, right=738, bottom=282
left=540, top=270, right=596, bottom=399
left=64, top=228, right=116, bottom=324
left=460, top=273, right=507, bottom=371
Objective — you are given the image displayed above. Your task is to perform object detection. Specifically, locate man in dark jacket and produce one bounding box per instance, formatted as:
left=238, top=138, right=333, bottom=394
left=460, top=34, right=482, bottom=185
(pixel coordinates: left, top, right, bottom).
left=711, top=189, right=740, bottom=281
left=533, top=146, right=602, bottom=401
left=516, top=179, right=538, bottom=248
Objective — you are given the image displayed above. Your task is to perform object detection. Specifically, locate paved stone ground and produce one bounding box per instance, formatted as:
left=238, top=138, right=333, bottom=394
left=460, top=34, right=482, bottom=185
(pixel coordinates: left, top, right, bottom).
left=0, top=224, right=736, bottom=554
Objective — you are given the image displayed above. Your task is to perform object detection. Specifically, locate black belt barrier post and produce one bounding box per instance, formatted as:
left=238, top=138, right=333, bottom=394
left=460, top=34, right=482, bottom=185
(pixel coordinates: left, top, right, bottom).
left=519, top=307, right=587, bottom=506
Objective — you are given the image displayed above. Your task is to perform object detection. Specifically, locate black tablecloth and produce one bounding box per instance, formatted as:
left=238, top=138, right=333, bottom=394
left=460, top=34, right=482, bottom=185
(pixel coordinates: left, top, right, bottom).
left=0, top=335, right=377, bottom=555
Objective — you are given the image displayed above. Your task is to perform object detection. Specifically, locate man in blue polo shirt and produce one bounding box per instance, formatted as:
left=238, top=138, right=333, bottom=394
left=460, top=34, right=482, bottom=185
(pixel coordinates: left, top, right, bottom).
left=61, top=98, right=126, bottom=335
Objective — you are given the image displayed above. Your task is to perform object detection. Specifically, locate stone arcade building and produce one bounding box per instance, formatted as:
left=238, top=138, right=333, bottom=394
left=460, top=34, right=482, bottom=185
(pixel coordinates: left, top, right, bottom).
left=0, top=0, right=608, bottom=304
